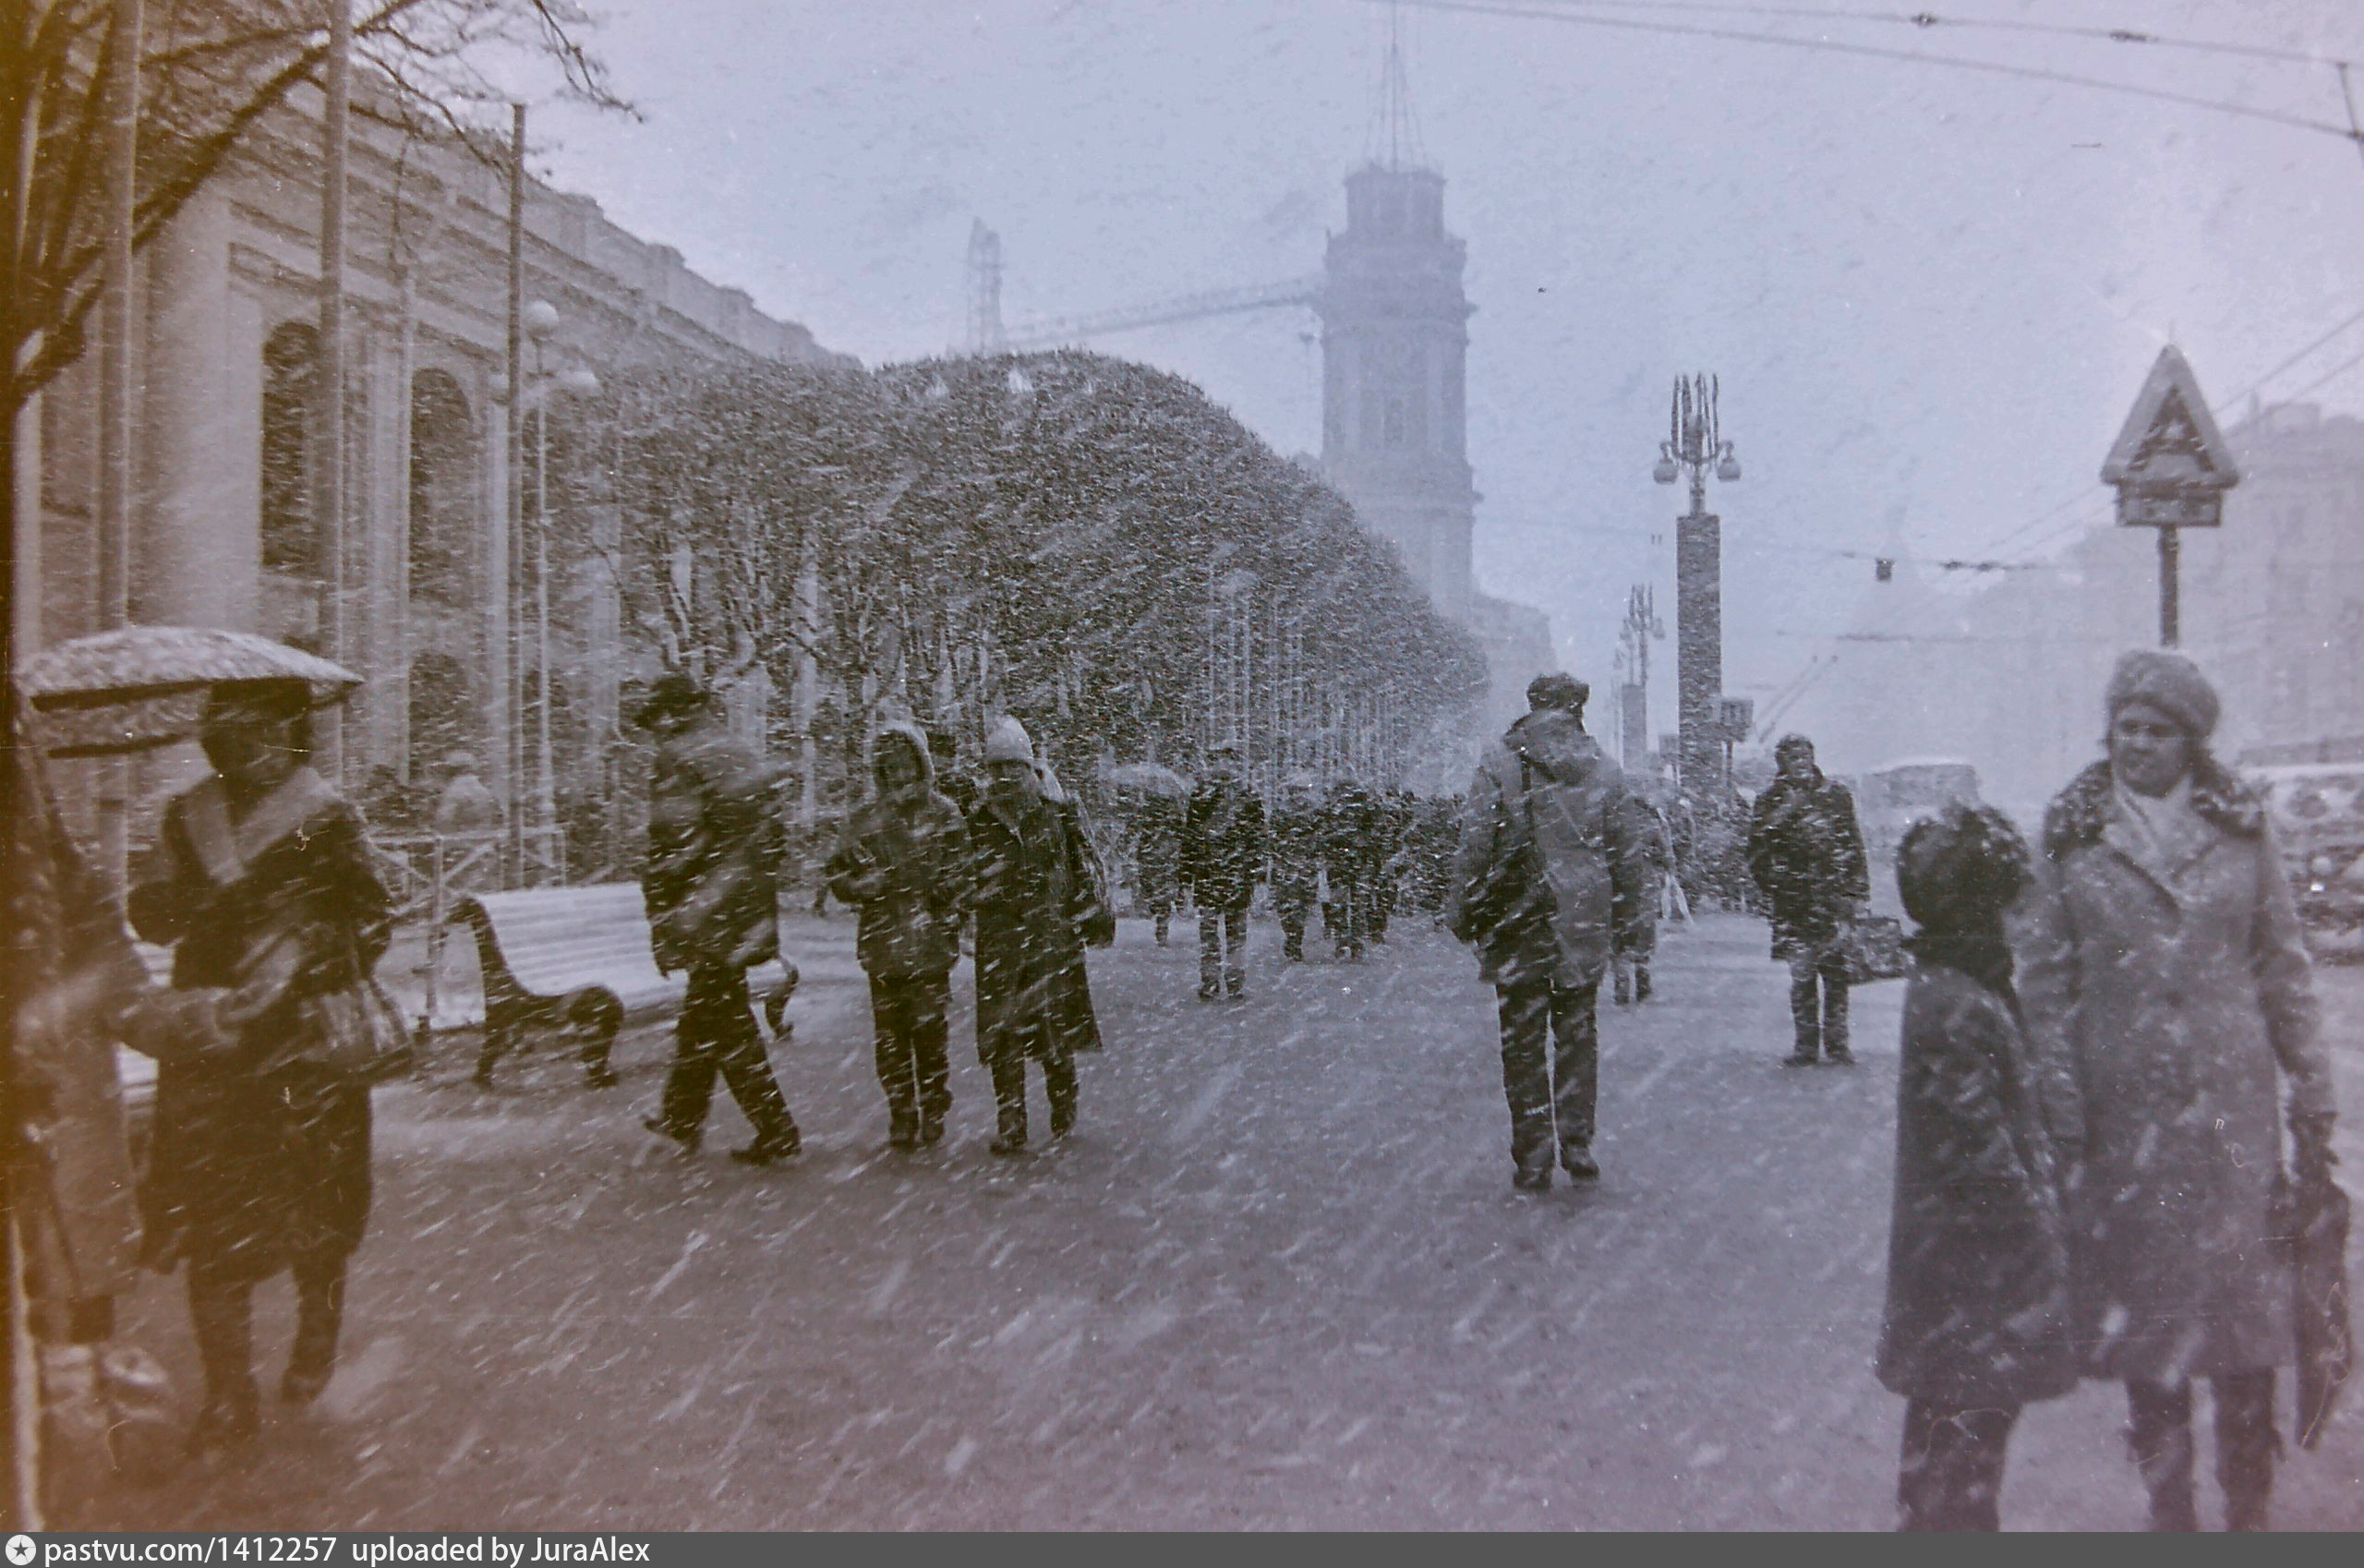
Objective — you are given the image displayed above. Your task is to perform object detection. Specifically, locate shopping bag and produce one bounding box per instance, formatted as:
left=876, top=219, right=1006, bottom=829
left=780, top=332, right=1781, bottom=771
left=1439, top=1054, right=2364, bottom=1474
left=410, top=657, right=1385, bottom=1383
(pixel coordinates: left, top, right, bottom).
left=1836, top=914, right=1910, bottom=984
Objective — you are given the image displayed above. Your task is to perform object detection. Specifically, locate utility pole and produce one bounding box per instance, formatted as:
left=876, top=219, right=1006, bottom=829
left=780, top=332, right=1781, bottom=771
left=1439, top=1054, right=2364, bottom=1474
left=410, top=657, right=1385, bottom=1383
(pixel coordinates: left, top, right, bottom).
left=1653, top=374, right=1741, bottom=793
left=314, top=0, right=351, bottom=782
left=500, top=103, right=525, bottom=877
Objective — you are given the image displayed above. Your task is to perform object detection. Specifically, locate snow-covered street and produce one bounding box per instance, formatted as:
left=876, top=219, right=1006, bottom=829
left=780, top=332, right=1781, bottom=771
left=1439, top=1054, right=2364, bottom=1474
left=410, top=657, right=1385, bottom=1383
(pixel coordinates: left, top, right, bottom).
left=69, top=911, right=2364, bottom=1530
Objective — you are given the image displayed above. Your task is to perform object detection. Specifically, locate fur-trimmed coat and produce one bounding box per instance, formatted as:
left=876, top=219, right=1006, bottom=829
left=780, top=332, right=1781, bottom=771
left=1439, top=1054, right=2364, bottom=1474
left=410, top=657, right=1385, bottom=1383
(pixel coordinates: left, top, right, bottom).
left=2018, top=759, right=2333, bottom=1383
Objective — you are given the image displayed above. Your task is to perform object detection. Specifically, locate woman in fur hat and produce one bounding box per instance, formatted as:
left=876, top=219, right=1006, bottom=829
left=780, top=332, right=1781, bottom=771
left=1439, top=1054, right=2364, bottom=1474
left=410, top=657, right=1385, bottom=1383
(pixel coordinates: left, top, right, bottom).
left=2019, top=650, right=2335, bottom=1531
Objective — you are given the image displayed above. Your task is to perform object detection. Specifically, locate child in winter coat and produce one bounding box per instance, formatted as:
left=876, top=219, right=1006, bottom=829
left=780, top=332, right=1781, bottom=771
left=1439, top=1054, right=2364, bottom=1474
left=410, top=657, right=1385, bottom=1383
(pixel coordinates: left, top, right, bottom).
left=1876, top=803, right=2076, bottom=1531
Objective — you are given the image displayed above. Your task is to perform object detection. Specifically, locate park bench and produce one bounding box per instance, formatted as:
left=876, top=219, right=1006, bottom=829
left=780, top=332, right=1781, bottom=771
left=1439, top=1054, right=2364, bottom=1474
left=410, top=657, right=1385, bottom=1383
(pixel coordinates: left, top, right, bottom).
left=451, top=882, right=799, bottom=1087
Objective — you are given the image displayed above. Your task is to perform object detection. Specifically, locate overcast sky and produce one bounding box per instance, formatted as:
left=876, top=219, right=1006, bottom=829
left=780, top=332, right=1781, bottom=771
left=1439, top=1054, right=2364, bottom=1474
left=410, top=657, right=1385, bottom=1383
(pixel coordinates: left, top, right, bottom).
left=529, top=0, right=2364, bottom=733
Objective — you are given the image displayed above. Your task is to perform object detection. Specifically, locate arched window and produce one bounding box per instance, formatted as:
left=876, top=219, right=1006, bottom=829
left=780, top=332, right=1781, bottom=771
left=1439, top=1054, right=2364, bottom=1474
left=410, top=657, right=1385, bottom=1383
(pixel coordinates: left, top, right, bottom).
left=409, top=369, right=478, bottom=609
left=259, top=322, right=319, bottom=578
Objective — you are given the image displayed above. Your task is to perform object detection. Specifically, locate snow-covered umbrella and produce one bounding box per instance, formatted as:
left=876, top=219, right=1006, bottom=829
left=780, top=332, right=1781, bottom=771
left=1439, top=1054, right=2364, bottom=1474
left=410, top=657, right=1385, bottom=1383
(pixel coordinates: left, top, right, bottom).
left=18, top=625, right=362, bottom=757
left=1099, top=760, right=1190, bottom=798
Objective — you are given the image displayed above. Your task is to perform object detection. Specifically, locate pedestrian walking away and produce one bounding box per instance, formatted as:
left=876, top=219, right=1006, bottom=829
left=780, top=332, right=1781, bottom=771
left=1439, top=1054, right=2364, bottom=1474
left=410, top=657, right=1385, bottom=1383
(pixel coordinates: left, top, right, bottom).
left=632, top=671, right=803, bottom=1166
left=1321, top=778, right=1385, bottom=962
left=969, top=718, right=1092, bottom=1152
left=1183, top=740, right=1266, bottom=999
left=1613, top=793, right=1673, bottom=1006
left=1746, top=734, right=1871, bottom=1066
left=1446, top=673, right=1646, bottom=1190
left=827, top=721, right=972, bottom=1150
left=1037, top=757, right=1111, bottom=1055
left=1878, top=804, right=2076, bottom=1531
left=1132, top=788, right=1184, bottom=947
left=2019, top=650, right=2337, bottom=1532
left=127, top=681, right=395, bottom=1452
left=1269, top=773, right=1325, bottom=961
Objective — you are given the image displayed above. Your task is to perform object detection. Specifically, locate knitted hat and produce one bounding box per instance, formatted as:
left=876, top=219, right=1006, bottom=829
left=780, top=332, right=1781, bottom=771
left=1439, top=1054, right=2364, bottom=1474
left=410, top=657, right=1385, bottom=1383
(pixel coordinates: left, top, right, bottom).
left=1526, top=672, right=1589, bottom=713
left=629, top=669, right=713, bottom=729
left=983, top=715, right=1034, bottom=766
left=2105, top=649, right=2220, bottom=740
left=1897, top=802, right=2032, bottom=934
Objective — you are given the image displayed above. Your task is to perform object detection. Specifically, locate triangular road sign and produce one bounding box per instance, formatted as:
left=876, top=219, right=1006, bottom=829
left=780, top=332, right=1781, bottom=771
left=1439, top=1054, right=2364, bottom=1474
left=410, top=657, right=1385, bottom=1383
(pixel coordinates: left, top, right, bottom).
left=2101, top=345, right=2240, bottom=491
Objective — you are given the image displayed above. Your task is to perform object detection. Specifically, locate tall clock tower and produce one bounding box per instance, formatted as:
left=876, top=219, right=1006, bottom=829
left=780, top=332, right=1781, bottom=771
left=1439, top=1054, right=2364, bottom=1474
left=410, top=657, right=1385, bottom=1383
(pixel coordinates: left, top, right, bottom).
left=1319, top=157, right=1478, bottom=626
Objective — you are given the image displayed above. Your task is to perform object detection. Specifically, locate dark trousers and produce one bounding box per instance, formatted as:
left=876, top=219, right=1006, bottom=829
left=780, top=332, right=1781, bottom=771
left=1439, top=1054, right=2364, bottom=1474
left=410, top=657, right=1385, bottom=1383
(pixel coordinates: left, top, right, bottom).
left=1329, top=878, right=1368, bottom=959
left=869, top=972, right=952, bottom=1131
left=658, top=963, right=798, bottom=1148
left=1898, top=1398, right=2020, bottom=1531
left=1200, top=904, right=1248, bottom=995
left=1274, top=887, right=1314, bottom=959
left=982, top=1014, right=1077, bottom=1136
left=187, top=1251, right=344, bottom=1408
left=1494, top=976, right=1598, bottom=1173
left=1788, top=949, right=1851, bottom=1057
left=2127, top=1373, right=2279, bottom=1531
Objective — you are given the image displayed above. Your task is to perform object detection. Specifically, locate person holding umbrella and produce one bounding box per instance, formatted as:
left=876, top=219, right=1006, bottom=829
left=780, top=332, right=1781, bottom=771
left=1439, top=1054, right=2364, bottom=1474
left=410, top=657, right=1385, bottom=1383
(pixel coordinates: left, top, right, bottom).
left=126, top=677, right=395, bottom=1451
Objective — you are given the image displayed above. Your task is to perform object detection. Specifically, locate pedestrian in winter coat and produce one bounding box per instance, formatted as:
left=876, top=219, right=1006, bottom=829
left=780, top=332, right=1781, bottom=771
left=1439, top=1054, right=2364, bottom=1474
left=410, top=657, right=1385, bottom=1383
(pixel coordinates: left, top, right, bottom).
left=2018, top=650, right=2335, bottom=1533
left=1037, top=759, right=1107, bottom=1056
left=1321, top=779, right=1386, bottom=961
left=827, top=723, right=972, bottom=1150
left=1269, top=774, right=1325, bottom=961
left=1612, top=795, right=1673, bottom=1007
left=1132, top=791, right=1185, bottom=946
left=1446, top=674, right=1646, bottom=1189
left=1746, top=735, right=1872, bottom=1065
left=1182, top=742, right=1266, bottom=999
left=928, top=730, right=979, bottom=819
left=127, top=681, right=394, bottom=1450
left=970, top=717, right=1092, bottom=1152
left=631, top=672, right=802, bottom=1165
left=1878, top=803, right=2077, bottom=1531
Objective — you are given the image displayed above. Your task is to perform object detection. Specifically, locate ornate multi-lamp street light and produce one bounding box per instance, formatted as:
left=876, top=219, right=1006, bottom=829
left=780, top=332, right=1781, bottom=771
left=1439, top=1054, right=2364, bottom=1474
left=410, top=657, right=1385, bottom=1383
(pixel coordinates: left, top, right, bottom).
left=1652, top=374, right=1740, bottom=792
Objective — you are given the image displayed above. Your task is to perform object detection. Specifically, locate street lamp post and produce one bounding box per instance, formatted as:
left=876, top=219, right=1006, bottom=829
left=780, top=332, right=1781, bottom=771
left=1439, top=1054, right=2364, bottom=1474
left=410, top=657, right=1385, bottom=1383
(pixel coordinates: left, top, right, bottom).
left=1652, top=374, right=1741, bottom=794
left=512, top=299, right=599, bottom=874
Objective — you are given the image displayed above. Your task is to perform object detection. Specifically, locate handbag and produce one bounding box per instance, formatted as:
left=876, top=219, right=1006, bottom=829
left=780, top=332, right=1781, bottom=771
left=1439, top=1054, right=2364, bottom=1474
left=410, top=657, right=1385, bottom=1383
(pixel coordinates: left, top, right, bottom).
left=1835, top=914, right=1910, bottom=984
left=295, top=972, right=416, bottom=1081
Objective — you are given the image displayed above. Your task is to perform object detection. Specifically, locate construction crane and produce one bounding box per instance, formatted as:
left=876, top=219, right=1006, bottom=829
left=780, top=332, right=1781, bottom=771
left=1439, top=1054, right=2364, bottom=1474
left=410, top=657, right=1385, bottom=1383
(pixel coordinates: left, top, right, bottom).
left=965, top=221, right=1319, bottom=355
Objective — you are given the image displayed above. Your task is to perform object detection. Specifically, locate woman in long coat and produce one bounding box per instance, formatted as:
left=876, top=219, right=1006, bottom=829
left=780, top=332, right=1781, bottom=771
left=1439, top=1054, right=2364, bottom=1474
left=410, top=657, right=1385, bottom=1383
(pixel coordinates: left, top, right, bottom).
left=2020, top=650, right=2335, bottom=1532
left=128, top=680, right=393, bottom=1450
left=968, top=718, right=1087, bottom=1153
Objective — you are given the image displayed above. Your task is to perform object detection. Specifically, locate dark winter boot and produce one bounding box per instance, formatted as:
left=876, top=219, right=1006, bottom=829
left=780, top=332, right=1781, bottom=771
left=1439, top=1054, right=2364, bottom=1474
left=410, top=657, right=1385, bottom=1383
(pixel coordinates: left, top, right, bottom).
left=990, top=1104, right=1028, bottom=1156
left=2214, top=1371, right=2279, bottom=1532
left=1561, top=1145, right=1599, bottom=1182
left=1634, top=966, right=1652, bottom=1004
left=281, top=1263, right=345, bottom=1405
left=2127, top=1381, right=2200, bottom=1532
left=187, top=1273, right=260, bottom=1453
left=1155, top=913, right=1170, bottom=947
left=887, top=1110, right=920, bottom=1150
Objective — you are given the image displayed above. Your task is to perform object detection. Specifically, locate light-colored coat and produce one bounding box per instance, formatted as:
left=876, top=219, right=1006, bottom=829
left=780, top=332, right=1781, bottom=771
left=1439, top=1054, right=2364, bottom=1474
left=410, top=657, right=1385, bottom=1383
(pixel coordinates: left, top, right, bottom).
left=2018, top=761, right=2334, bottom=1384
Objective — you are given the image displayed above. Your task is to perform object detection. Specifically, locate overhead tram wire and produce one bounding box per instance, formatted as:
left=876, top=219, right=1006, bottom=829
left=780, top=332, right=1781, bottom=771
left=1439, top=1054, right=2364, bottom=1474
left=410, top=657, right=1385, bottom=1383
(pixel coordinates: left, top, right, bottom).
left=1491, top=0, right=2355, bottom=72
left=1379, top=0, right=2364, bottom=147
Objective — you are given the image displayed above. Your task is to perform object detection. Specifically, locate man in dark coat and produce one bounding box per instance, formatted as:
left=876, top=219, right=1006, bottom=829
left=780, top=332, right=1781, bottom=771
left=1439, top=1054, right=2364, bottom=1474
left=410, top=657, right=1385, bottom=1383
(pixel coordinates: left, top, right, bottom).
left=128, top=681, right=393, bottom=1447
left=827, top=722, right=971, bottom=1150
left=1879, top=804, right=2076, bottom=1530
left=1746, top=734, right=1871, bottom=1065
left=1182, top=741, right=1266, bottom=999
left=969, top=717, right=1089, bottom=1152
left=1269, top=773, right=1324, bottom=961
left=1446, top=674, right=1646, bottom=1189
left=1321, top=778, right=1385, bottom=962
left=1132, top=790, right=1184, bottom=946
left=634, top=673, right=802, bottom=1165
left=927, top=730, right=978, bottom=818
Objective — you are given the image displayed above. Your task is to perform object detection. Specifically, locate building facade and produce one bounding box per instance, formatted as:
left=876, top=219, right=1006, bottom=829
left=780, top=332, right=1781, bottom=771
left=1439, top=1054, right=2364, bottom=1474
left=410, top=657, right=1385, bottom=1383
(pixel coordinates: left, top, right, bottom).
left=18, top=86, right=842, bottom=860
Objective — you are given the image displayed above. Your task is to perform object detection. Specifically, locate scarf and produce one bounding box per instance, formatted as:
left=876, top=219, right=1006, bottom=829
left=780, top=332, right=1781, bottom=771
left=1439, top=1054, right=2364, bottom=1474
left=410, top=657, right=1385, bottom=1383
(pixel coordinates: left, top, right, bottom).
left=2112, top=770, right=2212, bottom=882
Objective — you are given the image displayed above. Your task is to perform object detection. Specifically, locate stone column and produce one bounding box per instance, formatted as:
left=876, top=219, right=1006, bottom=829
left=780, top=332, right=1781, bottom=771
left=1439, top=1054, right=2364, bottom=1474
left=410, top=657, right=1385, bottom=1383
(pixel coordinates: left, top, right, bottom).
left=1675, top=510, right=1722, bottom=791
left=139, top=187, right=254, bottom=629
